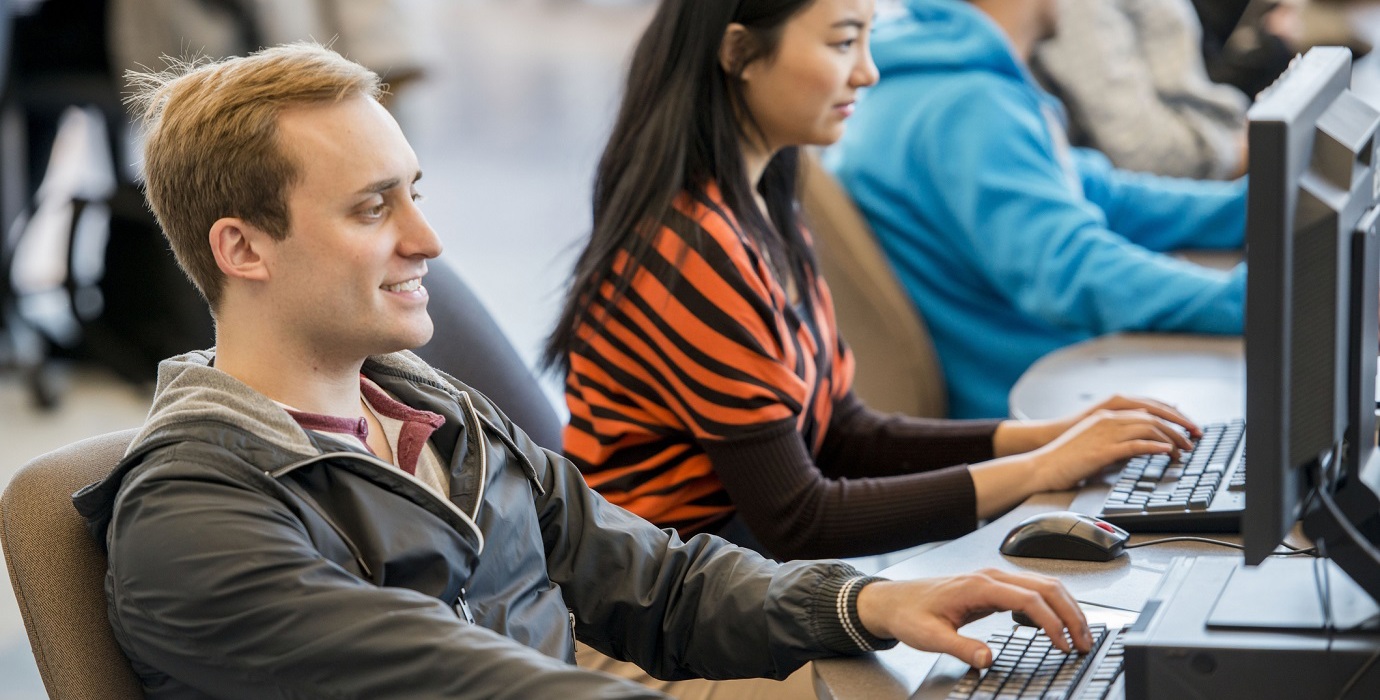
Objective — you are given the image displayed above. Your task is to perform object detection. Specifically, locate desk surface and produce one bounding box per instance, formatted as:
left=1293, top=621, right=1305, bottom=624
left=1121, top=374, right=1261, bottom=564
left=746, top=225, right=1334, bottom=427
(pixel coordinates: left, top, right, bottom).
left=812, top=488, right=1254, bottom=699
left=816, top=331, right=1252, bottom=699
left=1008, top=333, right=1244, bottom=423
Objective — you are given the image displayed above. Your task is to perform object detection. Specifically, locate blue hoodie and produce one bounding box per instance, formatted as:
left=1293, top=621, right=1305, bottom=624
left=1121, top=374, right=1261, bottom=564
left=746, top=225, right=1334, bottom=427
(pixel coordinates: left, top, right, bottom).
left=829, top=0, right=1247, bottom=419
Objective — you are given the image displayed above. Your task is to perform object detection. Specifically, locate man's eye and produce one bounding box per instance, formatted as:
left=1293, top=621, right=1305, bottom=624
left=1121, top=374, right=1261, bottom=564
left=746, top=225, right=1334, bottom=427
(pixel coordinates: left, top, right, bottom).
left=364, top=204, right=387, bottom=218
left=411, top=191, right=425, bottom=203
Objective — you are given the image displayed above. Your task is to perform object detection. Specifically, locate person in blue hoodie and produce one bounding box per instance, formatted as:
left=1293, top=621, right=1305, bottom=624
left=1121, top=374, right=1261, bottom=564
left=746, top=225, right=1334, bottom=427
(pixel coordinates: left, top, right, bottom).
left=830, top=0, right=1247, bottom=419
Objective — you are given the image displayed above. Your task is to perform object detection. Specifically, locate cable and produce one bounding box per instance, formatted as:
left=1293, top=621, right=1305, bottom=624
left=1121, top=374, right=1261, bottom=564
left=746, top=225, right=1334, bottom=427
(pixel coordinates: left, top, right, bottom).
left=1311, top=461, right=1336, bottom=654
left=1336, top=648, right=1380, bottom=700
left=1124, top=536, right=1318, bottom=557
left=1124, top=536, right=1242, bottom=550
left=1317, top=483, right=1380, bottom=565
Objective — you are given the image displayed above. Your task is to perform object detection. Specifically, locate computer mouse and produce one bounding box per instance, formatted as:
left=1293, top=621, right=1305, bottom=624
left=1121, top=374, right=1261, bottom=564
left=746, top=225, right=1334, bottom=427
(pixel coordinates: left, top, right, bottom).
left=998, top=511, right=1129, bottom=562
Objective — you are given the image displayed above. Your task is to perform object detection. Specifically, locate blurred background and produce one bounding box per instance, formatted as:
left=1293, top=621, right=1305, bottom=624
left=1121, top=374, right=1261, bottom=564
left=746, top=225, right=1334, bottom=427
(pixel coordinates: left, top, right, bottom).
left=0, top=0, right=1376, bottom=697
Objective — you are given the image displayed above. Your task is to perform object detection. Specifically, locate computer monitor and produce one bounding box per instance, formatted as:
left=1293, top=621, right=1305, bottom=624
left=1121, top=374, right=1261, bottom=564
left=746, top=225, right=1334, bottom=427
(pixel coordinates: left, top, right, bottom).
left=1243, top=47, right=1380, bottom=602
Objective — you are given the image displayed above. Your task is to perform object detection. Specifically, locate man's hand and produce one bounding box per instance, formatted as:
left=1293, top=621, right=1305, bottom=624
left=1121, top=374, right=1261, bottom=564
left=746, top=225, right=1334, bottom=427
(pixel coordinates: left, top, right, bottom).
left=854, top=570, right=1091, bottom=668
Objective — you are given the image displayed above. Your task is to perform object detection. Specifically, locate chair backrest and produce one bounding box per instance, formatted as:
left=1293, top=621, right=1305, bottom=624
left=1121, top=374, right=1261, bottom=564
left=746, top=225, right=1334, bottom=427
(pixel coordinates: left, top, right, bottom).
left=413, top=258, right=564, bottom=450
left=1, top=428, right=144, bottom=699
left=799, top=151, right=947, bottom=418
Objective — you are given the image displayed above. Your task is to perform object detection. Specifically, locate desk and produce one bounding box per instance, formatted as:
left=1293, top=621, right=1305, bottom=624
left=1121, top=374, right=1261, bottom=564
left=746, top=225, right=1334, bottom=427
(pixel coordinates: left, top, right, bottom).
left=815, top=330, right=1252, bottom=699
left=1008, top=333, right=1244, bottom=423
left=812, top=489, right=1253, bottom=699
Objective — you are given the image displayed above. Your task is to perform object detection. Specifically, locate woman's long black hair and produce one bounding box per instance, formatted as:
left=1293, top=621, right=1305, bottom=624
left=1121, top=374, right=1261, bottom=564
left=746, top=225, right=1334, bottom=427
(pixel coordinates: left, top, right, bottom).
left=543, top=0, right=820, bottom=373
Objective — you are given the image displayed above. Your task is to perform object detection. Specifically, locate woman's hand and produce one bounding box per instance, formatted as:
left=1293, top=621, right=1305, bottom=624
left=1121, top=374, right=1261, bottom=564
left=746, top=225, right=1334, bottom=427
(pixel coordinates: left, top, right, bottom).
left=856, top=570, right=1092, bottom=668
left=1023, top=408, right=1193, bottom=492
left=975, top=404, right=1192, bottom=516
left=994, top=394, right=1200, bottom=457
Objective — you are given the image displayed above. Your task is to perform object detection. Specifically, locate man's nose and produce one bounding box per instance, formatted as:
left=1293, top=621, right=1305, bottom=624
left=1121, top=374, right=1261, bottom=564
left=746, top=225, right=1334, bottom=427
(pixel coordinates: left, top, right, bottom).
left=400, top=200, right=444, bottom=259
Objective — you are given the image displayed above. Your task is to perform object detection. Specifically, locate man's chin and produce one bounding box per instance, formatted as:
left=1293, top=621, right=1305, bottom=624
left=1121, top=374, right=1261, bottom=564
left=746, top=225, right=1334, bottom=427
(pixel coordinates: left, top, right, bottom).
left=400, top=322, right=436, bottom=353
left=365, top=325, right=435, bottom=357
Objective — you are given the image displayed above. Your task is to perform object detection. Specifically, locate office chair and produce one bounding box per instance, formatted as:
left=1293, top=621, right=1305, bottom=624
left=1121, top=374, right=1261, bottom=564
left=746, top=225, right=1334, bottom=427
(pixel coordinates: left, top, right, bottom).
left=799, top=151, right=947, bottom=418
left=0, top=428, right=144, bottom=700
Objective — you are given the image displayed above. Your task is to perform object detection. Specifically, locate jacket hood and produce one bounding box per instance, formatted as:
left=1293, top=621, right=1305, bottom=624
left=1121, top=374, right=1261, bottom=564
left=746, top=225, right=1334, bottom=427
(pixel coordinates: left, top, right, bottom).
left=873, top=0, right=1032, bottom=85
left=126, top=349, right=455, bottom=457
left=73, top=349, right=461, bottom=537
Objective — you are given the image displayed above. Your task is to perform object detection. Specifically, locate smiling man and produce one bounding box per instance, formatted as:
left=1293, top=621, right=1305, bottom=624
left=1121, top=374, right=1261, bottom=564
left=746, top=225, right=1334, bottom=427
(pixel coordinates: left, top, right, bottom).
left=72, top=43, right=1091, bottom=699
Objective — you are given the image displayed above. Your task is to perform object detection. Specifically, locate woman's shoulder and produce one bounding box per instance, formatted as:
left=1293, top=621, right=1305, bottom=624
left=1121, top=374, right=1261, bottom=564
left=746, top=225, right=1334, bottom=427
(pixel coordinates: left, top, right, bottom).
left=670, top=183, right=750, bottom=254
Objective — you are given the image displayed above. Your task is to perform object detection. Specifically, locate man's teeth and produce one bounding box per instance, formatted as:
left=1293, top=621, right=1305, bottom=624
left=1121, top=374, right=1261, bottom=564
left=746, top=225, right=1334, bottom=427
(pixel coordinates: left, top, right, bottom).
left=382, top=279, right=421, bottom=293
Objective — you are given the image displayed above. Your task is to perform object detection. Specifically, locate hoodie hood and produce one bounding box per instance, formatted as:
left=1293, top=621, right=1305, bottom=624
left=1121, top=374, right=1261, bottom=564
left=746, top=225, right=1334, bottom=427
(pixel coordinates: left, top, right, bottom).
left=123, top=348, right=456, bottom=459
left=73, top=348, right=468, bottom=540
left=872, top=0, right=1034, bottom=88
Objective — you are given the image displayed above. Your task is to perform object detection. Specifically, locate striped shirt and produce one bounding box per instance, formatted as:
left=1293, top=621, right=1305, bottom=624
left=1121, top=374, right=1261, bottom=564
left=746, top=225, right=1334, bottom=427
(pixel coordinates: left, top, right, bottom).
left=564, top=184, right=1001, bottom=560
left=564, top=184, right=856, bottom=534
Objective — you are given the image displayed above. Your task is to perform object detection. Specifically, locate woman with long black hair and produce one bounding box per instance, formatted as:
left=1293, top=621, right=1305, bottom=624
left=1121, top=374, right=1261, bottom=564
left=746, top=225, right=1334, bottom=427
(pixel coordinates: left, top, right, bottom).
left=546, top=0, right=1197, bottom=562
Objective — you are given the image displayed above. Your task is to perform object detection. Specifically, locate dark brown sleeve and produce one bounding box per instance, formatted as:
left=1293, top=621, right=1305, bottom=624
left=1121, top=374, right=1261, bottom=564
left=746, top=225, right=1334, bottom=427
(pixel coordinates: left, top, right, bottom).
left=702, top=421, right=978, bottom=560
left=815, top=392, right=1001, bottom=480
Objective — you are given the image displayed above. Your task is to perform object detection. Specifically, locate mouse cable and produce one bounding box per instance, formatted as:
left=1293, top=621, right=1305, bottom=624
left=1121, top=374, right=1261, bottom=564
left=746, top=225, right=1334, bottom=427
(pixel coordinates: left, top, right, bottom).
left=1124, top=536, right=1318, bottom=557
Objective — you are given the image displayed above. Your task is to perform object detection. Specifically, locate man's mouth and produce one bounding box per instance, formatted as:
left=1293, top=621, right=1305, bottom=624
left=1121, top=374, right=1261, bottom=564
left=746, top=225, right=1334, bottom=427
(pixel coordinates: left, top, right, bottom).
left=381, top=278, right=423, bottom=293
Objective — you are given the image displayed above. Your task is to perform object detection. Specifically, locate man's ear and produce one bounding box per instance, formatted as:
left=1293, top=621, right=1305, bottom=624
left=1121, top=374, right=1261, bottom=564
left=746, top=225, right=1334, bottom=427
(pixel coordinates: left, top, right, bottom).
left=209, top=217, right=272, bottom=282
left=719, top=23, right=757, bottom=80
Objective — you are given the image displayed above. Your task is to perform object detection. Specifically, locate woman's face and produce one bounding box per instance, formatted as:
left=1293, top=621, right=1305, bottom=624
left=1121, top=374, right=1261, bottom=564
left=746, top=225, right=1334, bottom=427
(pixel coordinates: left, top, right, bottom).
left=736, top=0, right=878, bottom=153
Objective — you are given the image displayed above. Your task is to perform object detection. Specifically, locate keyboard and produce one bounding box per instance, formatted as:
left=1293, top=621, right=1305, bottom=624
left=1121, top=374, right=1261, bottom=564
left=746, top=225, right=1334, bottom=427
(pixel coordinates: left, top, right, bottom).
left=944, top=623, right=1126, bottom=700
left=1097, top=419, right=1246, bottom=532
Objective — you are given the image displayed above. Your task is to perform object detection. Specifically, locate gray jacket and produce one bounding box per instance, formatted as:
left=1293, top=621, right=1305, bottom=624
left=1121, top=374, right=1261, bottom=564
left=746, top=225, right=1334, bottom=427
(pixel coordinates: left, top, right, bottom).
left=73, top=350, right=884, bottom=699
left=1032, top=0, right=1249, bottom=180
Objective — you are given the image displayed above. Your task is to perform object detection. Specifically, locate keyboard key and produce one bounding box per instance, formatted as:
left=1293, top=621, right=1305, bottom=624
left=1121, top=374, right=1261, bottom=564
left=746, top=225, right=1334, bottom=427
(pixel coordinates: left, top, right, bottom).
left=946, top=625, right=1119, bottom=700
left=1097, top=421, right=1246, bottom=529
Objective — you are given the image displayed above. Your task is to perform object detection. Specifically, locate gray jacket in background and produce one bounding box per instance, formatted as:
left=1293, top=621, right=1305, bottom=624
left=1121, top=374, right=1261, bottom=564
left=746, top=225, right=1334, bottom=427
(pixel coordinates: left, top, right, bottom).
left=1033, top=0, right=1250, bottom=180
left=73, top=350, right=883, bottom=699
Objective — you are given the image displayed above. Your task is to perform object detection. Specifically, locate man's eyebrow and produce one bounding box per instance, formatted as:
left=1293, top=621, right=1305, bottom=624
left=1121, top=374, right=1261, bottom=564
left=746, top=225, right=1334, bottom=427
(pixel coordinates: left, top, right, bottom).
left=357, top=171, right=423, bottom=195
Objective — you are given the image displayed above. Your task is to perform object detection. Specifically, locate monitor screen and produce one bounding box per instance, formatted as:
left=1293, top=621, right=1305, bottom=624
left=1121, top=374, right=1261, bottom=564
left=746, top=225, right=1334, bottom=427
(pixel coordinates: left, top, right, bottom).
left=1243, top=47, right=1380, bottom=569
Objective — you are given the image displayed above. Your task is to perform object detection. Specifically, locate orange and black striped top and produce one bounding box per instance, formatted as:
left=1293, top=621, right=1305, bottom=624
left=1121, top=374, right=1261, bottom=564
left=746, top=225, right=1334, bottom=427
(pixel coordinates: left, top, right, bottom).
left=563, top=184, right=1000, bottom=559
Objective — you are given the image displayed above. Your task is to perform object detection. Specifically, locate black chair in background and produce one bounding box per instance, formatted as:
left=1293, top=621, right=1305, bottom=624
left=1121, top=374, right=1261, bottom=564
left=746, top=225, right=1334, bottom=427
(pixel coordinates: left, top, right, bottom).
left=415, top=259, right=564, bottom=452
left=0, top=0, right=128, bottom=408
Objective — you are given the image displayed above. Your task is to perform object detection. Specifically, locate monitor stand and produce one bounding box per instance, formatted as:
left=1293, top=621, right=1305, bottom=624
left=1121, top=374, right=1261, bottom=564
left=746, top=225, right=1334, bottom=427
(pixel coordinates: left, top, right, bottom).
left=1123, top=556, right=1380, bottom=700
left=1207, top=557, right=1380, bottom=632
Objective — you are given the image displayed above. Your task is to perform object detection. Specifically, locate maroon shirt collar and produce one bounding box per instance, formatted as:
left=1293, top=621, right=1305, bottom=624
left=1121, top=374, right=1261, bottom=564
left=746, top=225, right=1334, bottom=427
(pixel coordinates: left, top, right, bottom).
left=282, top=376, right=446, bottom=476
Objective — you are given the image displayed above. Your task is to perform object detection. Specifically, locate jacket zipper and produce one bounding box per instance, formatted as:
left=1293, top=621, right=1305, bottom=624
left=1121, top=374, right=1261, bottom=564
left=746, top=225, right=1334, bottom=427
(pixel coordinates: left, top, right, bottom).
left=456, top=588, right=476, bottom=624
left=269, top=451, right=485, bottom=554
left=458, top=391, right=488, bottom=522
left=473, top=411, right=546, bottom=496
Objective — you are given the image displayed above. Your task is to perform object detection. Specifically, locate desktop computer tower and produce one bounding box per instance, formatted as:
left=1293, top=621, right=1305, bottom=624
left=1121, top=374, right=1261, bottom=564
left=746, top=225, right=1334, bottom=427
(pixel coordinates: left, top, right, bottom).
left=1123, top=556, right=1380, bottom=699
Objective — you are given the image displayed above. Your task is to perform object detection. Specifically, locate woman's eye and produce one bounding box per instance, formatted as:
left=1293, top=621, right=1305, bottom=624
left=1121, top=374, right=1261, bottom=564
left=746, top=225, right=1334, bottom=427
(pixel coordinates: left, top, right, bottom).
left=833, top=38, right=856, bottom=52
left=411, top=191, right=425, bottom=203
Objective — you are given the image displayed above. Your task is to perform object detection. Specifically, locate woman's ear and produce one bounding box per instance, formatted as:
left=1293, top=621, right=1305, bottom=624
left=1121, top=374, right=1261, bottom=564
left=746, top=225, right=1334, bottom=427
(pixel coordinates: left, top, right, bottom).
left=719, top=22, right=756, bottom=79
left=209, top=217, right=272, bottom=282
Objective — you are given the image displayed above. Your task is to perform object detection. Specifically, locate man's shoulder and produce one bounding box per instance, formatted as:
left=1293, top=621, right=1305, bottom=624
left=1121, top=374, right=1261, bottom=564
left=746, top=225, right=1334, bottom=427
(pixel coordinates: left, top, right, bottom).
left=862, top=71, right=1044, bottom=142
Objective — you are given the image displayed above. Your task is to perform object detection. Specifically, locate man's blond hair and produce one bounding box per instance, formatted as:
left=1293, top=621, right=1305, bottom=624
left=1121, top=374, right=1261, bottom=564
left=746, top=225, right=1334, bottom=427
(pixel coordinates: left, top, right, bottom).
left=128, top=42, right=382, bottom=309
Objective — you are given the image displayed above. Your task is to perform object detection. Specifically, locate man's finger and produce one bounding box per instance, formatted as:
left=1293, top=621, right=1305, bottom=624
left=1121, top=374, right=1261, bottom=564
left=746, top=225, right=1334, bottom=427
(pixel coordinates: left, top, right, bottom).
left=922, top=626, right=995, bottom=669
left=986, top=571, right=1091, bottom=652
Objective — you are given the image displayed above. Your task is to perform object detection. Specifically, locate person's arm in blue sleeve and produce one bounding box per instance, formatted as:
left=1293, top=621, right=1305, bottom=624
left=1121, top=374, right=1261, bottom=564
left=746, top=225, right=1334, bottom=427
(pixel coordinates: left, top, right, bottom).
left=1073, top=147, right=1248, bottom=251
left=914, top=81, right=1244, bottom=336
